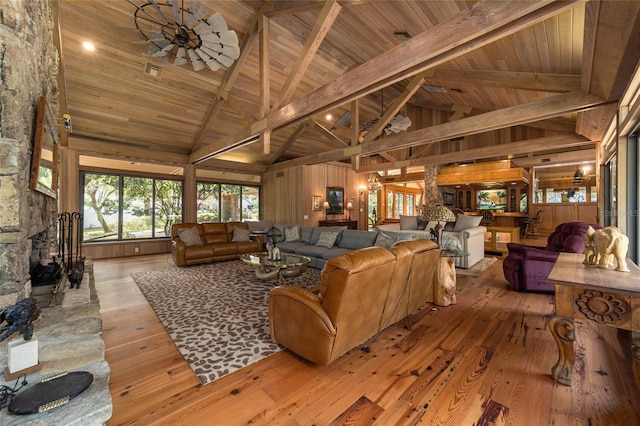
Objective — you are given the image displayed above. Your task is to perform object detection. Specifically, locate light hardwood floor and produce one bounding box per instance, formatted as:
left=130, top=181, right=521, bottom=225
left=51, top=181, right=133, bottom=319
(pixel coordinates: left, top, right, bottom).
left=94, top=254, right=640, bottom=425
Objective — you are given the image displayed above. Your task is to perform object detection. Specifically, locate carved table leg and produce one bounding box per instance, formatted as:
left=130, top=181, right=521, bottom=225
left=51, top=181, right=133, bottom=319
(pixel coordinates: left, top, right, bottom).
left=434, top=257, right=457, bottom=306
left=549, top=315, right=575, bottom=385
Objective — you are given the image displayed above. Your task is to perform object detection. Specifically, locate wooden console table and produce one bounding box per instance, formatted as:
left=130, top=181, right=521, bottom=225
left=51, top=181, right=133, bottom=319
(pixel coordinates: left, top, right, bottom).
left=546, top=252, right=640, bottom=386
left=484, top=226, right=520, bottom=256
left=318, top=219, right=358, bottom=230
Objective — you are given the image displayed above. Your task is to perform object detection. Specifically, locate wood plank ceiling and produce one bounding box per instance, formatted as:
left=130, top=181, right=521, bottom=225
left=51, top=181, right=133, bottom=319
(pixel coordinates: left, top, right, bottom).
left=55, top=0, right=640, bottom=178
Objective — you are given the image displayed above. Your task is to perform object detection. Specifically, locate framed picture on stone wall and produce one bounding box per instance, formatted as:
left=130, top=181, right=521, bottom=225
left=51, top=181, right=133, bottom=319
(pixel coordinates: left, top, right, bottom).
left=30, top=96, right=59, bottom=198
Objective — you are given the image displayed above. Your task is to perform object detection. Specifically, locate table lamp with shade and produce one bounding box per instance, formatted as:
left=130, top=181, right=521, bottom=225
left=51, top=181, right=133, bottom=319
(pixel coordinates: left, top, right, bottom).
left=346, top=201, right=354, bottom=220
left=424, top=205, right=456, bottom=245
left=323, top=201, right=330, bottom=220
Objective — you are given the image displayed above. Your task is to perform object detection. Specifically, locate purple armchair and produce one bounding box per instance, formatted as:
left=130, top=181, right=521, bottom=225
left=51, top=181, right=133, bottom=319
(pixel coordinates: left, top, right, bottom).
left=503, top=221, right=601, bottom=292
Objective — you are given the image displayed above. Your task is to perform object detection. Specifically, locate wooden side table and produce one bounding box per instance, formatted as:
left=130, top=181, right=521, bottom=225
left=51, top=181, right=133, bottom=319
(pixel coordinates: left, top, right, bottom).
left=434, top=250, right=468, bottom=306
left=546, top=252, right=640, bottom=386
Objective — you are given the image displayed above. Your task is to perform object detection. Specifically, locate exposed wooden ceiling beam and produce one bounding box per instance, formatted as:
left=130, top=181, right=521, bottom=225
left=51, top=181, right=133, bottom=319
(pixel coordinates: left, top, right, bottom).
left=190, top=0, right=583, bottom=163
left=267, top=122, right=310, bottom=165
left=312, top=120, right=349, bottom=147
left=267, top=91, right=607, bottom=171
left=69, top=136, right=189, bottom=165
left=576, top=0, right=639, bottom=141
left=511, top=148, right=596, bottom=168
left=191, top=3, right=269, bottom=151
left=362, top=70, right=429, bottom=143
left=274, top=1, right=342, bottom=109
left=358, top=134, right=594, bottom=173
left=424, top=68, right=581, bottom=93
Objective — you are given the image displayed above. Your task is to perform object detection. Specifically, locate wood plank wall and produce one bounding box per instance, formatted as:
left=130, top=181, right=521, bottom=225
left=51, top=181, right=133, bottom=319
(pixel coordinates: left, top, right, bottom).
left=530, top=202, right=598, bottom=235
left=262, top=163, right=361, bottom=228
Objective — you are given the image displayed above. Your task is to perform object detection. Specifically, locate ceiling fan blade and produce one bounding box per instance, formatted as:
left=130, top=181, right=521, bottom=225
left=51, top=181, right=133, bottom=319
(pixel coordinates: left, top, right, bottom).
left=168, top=0, right=182, bottom=25
left=194, top=12, right=228, bottom=33
left=198, top=30, right=238, bottom=46
left=184, top=0, right=207, bottom=28
left=199, top=45, right=234, bottom=67
left=196, top=48, right=223, bottom=71
left=205, top=60, right=223, bottom=72
left=147, top=33, right=171, bottom=55
left=187, top=48, right=206, bottom=71
left=201, top=42, right=240, bottom=59
left=195, top=49, right=222, bottom=71
left=151, top=43, right=174, bottom=57
left=132, top=38, right=166, bottom=44
left=174, top=47, right=187, bottom=65
left=147, top=0, right=172, bottom=24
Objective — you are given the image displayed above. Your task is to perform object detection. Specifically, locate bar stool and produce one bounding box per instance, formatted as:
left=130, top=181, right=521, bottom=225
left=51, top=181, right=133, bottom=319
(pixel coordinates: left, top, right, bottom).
left=522, top=209, right=544, bottom=239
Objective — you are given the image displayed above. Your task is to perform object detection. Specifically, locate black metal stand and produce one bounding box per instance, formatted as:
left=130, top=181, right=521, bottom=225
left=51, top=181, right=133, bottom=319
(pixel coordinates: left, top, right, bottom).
left=58, top=212, right=84, bottom=289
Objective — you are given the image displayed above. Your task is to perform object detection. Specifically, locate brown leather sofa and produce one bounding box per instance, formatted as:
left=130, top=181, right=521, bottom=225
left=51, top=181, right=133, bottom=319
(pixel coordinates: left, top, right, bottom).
left=268, top=239, right=440, bottom=365
left=171, top=222, right=263, bottom=267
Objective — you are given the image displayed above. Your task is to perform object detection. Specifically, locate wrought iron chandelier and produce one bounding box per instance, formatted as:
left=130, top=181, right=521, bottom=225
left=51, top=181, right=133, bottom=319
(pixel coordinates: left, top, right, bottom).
left=132, top=0, right=239, bottom=72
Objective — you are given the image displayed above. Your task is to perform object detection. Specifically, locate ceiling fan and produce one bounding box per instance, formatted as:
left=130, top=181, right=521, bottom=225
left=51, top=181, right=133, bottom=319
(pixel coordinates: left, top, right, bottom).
left=130, top=0, right=239, bottom=72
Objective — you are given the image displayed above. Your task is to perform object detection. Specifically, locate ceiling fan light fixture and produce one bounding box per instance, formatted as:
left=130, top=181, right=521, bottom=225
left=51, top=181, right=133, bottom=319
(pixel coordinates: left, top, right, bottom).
left=133, top=1, right=239, bottom=72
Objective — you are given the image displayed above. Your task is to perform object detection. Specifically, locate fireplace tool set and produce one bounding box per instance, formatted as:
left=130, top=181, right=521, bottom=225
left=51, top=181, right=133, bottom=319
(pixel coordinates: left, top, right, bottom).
left=58, top=212, right=84, bottom=289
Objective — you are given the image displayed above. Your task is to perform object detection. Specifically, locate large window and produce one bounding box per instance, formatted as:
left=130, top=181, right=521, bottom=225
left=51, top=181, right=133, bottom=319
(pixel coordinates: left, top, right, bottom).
left=384, top=184, right=422, bottom=219
left=82, top=172, right=182, bottom=242
left=197, top=182, right=260, bottom=222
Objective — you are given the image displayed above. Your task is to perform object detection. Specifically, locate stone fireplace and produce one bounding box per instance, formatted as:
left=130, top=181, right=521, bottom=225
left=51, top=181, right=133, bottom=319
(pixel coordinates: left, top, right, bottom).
left=0, top=2, right=112, bottom=423
left=0, top=0, right=61, bottom=307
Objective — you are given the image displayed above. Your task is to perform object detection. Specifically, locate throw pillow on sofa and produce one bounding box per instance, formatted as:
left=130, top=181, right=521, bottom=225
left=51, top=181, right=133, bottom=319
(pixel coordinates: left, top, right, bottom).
left=284, top=225, right=300, bottom=242
left=399, top=215, right=419, bottom=230
left=178, top=227, right=203, bottom=247
left=374, top=231, right=394, bottom=248
left=232, top=226, right=251, bottom=242
left=454, top=214, right=482, bottom=232
left=300, top=227, right=313, bottom=243
left=315, top=231, right=339, bottom=248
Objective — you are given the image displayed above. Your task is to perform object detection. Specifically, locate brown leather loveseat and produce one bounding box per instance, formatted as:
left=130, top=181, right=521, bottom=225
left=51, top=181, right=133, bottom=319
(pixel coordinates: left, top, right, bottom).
left=171, top=222, right=263, bottom=267
left=268, top=239, right=440, bottom=365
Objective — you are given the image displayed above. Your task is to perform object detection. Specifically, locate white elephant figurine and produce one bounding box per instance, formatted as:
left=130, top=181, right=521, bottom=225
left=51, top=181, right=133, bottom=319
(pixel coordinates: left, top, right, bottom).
left=583, top=225, right=630, bottom=272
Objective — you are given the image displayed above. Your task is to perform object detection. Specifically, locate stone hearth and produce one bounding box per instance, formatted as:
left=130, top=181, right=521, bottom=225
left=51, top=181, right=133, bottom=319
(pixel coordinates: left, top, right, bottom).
left=0, top=260, right=112, bottom=425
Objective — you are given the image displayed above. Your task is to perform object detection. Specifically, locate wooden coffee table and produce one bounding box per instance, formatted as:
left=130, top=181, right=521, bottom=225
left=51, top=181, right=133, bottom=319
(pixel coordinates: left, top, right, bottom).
left=240, top=252, right=311, bottom=283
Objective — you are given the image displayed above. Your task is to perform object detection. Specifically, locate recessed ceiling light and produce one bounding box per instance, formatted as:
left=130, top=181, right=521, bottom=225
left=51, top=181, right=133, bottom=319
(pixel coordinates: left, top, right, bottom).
left=82, top=41, right=95, bottom=52
left=326, top=114, right=333, bottom=121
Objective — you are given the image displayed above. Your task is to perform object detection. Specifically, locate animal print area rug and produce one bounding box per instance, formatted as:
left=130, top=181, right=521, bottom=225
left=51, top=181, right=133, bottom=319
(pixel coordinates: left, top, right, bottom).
left=455, top=256, right=498, bottom=277
left=130, top=260, right=322, bottom=385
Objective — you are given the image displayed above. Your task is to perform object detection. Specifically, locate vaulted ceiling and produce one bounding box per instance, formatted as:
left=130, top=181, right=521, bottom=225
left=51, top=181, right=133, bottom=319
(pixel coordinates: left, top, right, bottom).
left=54, top=0, right=640, bottom=178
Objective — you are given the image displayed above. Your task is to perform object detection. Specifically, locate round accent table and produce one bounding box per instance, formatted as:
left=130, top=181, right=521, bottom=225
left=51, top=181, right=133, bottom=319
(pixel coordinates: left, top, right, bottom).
left=240, top=252, right=311, bottom=283
left=436, top=249, right=469, bottom=306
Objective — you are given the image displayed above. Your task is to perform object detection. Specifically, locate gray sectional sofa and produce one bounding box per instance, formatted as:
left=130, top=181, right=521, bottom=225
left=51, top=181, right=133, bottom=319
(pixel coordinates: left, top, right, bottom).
left=273, top=225, right=417, bottom=269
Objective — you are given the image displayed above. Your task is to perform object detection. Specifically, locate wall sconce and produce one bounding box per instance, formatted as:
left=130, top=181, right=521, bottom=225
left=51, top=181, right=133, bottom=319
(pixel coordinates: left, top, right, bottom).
left=359, top=185, right=367, bottom=195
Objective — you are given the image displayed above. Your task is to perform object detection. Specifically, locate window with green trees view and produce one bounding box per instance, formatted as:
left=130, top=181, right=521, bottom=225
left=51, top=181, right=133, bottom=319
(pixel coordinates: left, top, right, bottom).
left=196, top=182, right=260, bottom=222
left=82, top=172, right=182, bottom=242
left=81, top=173, right=260, bottom=242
